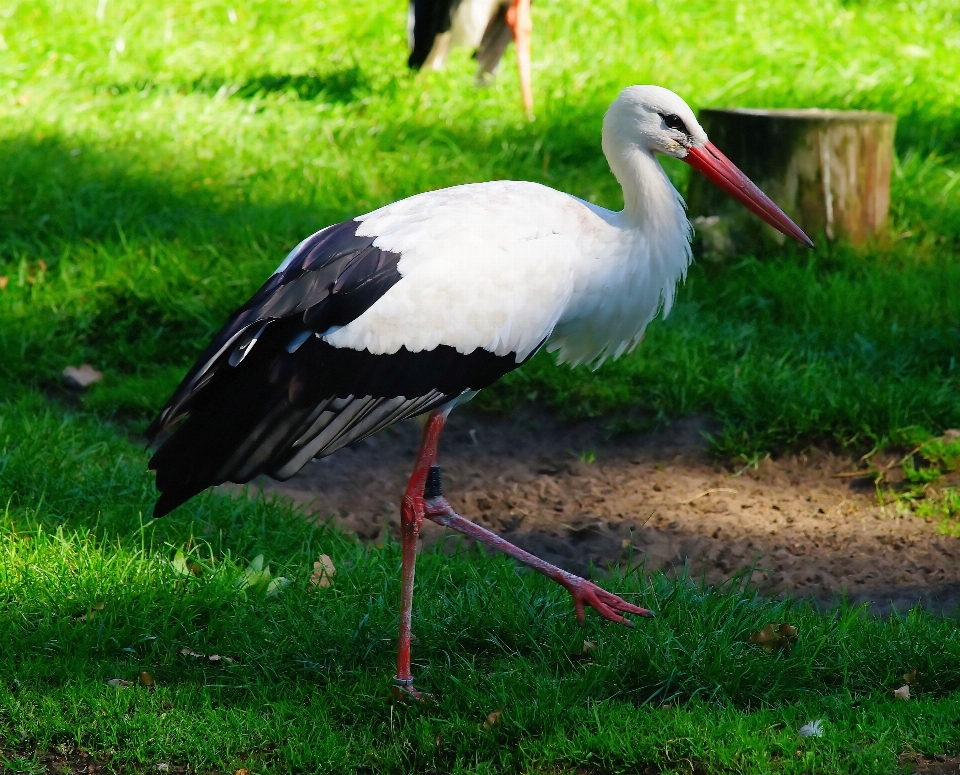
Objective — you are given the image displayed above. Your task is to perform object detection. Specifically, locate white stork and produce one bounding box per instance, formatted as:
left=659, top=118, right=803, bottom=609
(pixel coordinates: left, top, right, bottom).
left=148, top=85, right=812, bottom=699
left=408, top=0, right=535, bottom=115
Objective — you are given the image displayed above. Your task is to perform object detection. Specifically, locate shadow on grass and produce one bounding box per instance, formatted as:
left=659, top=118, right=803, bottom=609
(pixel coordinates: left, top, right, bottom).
left=1, top=100, right=955, bottom=264
left=895, top=106, right=960, bottom=159
left=99, top=67, right=371, bottom=104
left=0, top=107, right=607, bottom=253
left=0, top=135, right=332, bottom=251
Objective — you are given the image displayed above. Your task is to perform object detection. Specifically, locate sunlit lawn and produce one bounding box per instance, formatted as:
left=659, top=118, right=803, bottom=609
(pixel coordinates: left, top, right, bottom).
left=1, top=0, right=959, bottom=771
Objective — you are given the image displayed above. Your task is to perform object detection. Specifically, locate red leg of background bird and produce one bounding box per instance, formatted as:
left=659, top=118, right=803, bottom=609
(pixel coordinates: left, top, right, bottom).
left=424, top=497, right=653, bottom=625
left=392, top=410, right=447, bottom=701
left=506, top=0, right=534, bottom=117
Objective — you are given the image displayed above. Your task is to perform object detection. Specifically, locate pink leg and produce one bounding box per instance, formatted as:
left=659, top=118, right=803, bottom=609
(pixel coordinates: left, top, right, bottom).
left=424, top=490, right=654, bottom=626
left=506, top=0, right=534, bottom=117
left=392, top=409, right=653, bottom=699
left=392, top=409, right=448, bottom=701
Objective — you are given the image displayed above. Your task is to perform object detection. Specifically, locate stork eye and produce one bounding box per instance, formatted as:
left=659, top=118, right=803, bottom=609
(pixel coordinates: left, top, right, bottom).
left=661, top=113, right=689, bottom=134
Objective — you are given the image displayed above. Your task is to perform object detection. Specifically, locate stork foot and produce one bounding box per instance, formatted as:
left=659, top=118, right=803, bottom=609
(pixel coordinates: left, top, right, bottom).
left=558, top=576, right=654, bottom=627
left=424, top=496, right=655, bottom=625
left=390, top=676, right=431, bottom=703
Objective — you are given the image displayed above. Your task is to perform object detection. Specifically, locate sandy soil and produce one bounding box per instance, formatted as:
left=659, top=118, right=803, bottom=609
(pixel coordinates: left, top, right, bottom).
left=249, top=409, right=960, bottom=616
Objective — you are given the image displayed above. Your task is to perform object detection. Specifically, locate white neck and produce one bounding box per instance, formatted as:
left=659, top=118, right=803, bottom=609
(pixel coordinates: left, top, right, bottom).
left=546, top=124, right=693, bottom=368
left=601, top=131, right=685, bottom=230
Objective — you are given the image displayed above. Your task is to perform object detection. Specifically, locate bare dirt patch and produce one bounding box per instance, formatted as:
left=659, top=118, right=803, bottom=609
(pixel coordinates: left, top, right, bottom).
left=901, top=753, right=960, bottom=774
left=251, top=409, right=960, bottom=616
left=0, top=749, right=201, bottom=775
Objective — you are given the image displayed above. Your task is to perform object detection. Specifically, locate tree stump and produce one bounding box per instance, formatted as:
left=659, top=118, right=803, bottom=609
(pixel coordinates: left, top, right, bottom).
left=686, top=108, right=896, bottom=256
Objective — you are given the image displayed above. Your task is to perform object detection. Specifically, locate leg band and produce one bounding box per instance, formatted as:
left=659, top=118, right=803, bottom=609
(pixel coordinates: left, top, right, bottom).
left=423, top=464, right=443, bottom=499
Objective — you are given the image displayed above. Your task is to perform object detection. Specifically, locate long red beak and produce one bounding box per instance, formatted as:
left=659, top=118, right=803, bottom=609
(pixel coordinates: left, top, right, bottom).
left=683, top=141, right=814, bottom=248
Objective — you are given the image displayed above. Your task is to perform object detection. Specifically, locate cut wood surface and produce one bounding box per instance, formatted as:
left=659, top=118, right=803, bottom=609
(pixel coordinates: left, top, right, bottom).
left=688, top=108, right=896, bottom=254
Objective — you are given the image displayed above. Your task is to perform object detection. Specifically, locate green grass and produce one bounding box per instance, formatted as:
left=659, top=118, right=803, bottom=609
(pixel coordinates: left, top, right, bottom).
left=2, top=397, right=960, bottom=773
left=1, top=0, right=960, bottom=771
left=1, top=0, right=959, bottom=454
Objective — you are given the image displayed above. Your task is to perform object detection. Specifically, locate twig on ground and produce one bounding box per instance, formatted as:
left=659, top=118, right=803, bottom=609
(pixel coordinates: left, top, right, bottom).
left=676, top=488, right=736, bottom=504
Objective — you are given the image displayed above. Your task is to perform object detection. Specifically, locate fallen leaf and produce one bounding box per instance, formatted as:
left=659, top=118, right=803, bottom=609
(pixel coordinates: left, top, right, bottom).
left=0, top=276, right=7, bottom=290
left=903, top=668, right=918, bottom=685
left=893, top=685, right=910, bottom=701
left=238, top=553, right=272, bottom=591
left=266, top=576, right=291, bottom=598
left=235, top=553, right=289, bottom=597
left=581, top=640, right=597, bottom=655
left=62, top=364, right=103, bottom=389
left=310, top=554, right=336, bottom=588
left=750, top=624, right=777, bottom=646
left=777, top=623, right=798, bottom=640
left=139, top=671, right=154, bottom=688
left=170, top=550, right=192, bottom=577
left=179, top=647, right=234, bottom=664
left=798, top=719, right=824, bottom=738
left=749, top=622, right=798, bottom=652
left=482, top=707, right=505, bottom=730
left=236, top=554, right=287, bottom=597
left=77, top=602, right=105, bottom=621
left=107, top=678, right=132, bottom=689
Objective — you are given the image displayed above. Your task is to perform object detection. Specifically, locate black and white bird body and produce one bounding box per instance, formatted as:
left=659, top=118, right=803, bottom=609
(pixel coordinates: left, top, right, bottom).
left=407, top=0, right=534, bottom=114
left=148, top=85, right=812, bottom=699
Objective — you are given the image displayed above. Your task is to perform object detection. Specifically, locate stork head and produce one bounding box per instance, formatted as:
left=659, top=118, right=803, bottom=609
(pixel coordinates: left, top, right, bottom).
left=604, top=85, right=813, bottom=248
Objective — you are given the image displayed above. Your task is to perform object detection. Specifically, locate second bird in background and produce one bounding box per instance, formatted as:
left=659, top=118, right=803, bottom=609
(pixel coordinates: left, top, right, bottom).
left=407, top=0, right=535, bottom=116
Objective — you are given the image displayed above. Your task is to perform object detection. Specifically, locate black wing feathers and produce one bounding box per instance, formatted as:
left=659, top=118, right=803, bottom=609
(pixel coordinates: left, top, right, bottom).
left=408, top=0, right=461, bottom=69
left=145, top=220, right=401, bottom=439
left=474, top=2, right=513, bottom=77
left=408, top=0, right=535, bottom=78
left=147, top=218, right=525, bottom=519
